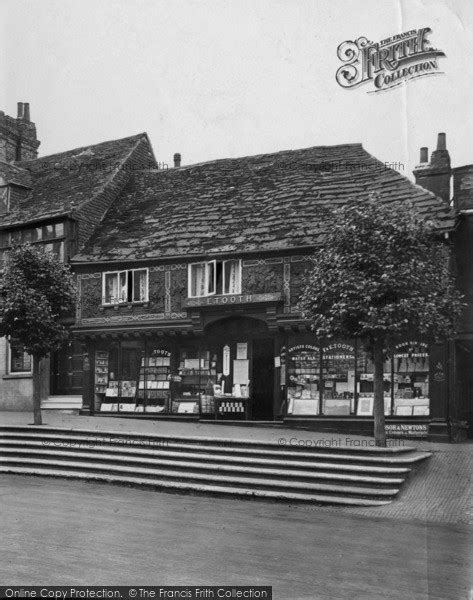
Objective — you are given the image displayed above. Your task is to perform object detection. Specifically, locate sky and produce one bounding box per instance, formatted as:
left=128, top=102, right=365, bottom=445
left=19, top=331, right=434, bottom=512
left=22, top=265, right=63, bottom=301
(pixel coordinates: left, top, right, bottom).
left=1, top=0, right=472, bottom=179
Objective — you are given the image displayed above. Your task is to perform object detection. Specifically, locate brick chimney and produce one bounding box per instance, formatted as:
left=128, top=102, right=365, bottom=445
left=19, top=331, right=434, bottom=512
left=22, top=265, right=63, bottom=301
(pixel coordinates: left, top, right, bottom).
left=452, top=164, right=473, bottom=212
left=413, top=133, right=451, bottom=203
left=0, top=102, right=40, bottom=162
left=173, top=153, right=181, bottom=168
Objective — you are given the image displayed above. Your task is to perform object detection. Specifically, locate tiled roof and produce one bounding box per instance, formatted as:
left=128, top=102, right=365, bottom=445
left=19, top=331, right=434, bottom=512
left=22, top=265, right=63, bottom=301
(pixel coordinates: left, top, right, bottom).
left=1, top=134, right=151, bottom=227
left=0, top=160, right=32, bottom=188
left=72, top=143, right=456, bottom=262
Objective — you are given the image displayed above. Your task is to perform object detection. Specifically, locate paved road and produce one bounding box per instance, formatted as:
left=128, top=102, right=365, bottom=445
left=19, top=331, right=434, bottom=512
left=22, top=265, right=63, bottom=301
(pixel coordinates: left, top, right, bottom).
left=1, top=476, right=471, bottom=599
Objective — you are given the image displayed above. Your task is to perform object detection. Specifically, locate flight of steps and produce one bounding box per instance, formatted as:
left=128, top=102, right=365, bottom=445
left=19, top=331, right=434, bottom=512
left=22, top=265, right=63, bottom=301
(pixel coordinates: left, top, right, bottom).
left=0, top=426, right=431, bottom=506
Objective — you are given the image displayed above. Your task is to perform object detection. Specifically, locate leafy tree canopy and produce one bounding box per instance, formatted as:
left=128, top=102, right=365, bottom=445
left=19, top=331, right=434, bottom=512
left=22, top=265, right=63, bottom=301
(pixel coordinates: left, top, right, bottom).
left=0, top=244, right=77, bottom=358
left=299, top=196, right=464, bottom=353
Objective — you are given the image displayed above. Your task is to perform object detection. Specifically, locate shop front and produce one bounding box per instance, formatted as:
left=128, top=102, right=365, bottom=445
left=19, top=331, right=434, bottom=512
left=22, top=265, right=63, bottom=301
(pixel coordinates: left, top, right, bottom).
left=85, top=316, right=277, bottom=420
left=281, top=334, right=449, bottom=437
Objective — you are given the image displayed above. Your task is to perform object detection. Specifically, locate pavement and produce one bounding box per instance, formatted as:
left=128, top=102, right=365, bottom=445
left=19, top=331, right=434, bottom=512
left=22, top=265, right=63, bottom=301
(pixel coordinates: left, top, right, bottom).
left=1, top=410, right=472, bottom=524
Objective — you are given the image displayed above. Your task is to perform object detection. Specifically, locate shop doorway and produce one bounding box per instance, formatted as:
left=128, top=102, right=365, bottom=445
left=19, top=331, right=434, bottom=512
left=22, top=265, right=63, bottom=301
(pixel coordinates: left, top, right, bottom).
left=251, top=338, right=274, bottom=420
left=51, top=340, right=84, bottom=395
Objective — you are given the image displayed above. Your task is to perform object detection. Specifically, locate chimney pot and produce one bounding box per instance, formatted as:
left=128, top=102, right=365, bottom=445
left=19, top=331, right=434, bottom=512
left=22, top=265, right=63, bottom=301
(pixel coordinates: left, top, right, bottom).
left=437, top=132, right=446, bottom=151
left=420, top=147, right=428, bottom=163
left=23, top=103, right=30, bottom=121
left=174, top=153, right=181, bottom=168
left=17, top=102, right=24, bottom=119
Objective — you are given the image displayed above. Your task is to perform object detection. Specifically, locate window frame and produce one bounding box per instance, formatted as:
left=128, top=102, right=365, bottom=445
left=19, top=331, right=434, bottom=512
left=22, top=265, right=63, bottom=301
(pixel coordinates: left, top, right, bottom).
left=7, top=339, right=32, bottom=375
left=188, top=259, right=242, bottom=298
left=222, top=259, right=242, bottom=295
left=102, top=268, right=149, bottom=306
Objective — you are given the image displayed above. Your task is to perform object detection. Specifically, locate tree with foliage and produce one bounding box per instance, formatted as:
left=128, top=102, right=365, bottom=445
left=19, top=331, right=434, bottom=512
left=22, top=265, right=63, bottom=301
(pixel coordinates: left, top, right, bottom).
left=0, top=244, right=77, bottom=425
left=299, top=196, right=463, bottom=446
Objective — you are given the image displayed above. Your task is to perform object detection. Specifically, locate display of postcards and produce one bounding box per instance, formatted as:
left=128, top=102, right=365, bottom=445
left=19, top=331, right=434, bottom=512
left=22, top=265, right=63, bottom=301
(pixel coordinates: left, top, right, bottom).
left=119, top=403, right=136, bottom=412
left=120, top=388, right=136, bottom=398
left=95, top=375, right=108, bottom=385
left=105, top=387, right=119, bottom=397
left=95, top=366, right=108, bottom=375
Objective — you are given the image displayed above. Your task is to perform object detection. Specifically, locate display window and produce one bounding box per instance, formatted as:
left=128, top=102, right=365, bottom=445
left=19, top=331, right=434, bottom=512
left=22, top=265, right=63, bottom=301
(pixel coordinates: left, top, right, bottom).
left=95, top=341, right=171, bottom=414
left=286, top=344, right=320, bottom=415
left=285, top=338, right=431, bottom=417
left=393, top=342, right=430, bottom=416
left=356, top=348, right=392, bottom=416
left=322, top=342, right=355, bottom=415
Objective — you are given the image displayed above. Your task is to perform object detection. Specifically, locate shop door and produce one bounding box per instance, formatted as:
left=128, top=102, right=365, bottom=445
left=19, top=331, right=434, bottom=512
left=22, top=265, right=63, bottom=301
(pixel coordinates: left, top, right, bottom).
left=251, top=338, right=274, bottom=420
left=52, top=340, right=84, bottom=395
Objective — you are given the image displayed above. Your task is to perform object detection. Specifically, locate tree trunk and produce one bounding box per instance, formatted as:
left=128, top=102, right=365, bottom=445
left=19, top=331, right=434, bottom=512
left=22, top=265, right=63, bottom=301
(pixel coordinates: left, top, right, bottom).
left=32, top=354, right=43, bottom=426
left=373, top=339, right=386, bottom=447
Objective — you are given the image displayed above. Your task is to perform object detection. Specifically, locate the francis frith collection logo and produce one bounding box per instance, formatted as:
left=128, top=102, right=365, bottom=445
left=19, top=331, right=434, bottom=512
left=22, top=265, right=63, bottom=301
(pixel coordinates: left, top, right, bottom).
left=336, top=27, right=446, bottom=93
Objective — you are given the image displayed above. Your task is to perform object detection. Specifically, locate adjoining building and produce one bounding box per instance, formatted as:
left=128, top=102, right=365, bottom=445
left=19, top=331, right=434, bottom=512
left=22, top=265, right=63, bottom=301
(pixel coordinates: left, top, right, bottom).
left=70, top=141, right=466, bottom=441
left=0, top=103, right=157, bottom=409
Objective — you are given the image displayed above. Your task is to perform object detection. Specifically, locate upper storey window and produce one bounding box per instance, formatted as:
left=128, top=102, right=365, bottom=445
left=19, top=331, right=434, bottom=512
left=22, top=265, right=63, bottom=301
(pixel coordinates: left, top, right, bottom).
left=188, top=259, right=242, bottom=297
left=0, top=177, right=9, bottom=216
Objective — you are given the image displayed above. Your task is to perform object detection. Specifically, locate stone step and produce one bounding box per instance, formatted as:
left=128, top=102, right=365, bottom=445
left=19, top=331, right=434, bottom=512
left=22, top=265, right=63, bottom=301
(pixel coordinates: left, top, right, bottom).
left=0, top=457, right=400, bottom=497
left=0, top=439, right=412, bottom=475
left=0, top=426, right=416, bottom=454
left=0, top=447, right=406, bottom=486
left=0, top=429, right=429, bottom=465
left=0, top=426, right=431, bottom=506
left=0, top=466, right=392, bottom=506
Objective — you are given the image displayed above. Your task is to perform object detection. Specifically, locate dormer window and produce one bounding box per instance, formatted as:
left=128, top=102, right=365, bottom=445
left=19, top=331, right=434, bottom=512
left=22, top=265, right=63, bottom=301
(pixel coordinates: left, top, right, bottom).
left=0, top=177, right=9, bottom=216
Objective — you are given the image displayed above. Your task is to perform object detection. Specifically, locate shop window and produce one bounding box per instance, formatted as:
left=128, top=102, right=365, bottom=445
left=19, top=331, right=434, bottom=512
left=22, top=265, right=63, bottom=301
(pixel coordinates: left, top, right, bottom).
left=322, top=342, right=355, bottom=415
left=102, top=269, right=148, bottom=305
left=188, top=259, right=241, bottom=297
left=356, top=349, right=392, bottom=416
left=9, top=340, right=32, bottom=374
left=393, top=342, right=429, bottom=416
left=286, top=344, right=321, bottom=415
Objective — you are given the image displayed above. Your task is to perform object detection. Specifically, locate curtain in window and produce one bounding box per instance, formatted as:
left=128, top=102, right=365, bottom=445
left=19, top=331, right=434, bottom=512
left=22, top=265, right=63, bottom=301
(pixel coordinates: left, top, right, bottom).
left=105, top=273, right=118, bottom=303
left=224, top=260, right=240, bottom=294
left=119, top=271, right=127, bottom=302
left=133, top=270, right=147, bottom=301
left=191, top=264, right=206, bottom=297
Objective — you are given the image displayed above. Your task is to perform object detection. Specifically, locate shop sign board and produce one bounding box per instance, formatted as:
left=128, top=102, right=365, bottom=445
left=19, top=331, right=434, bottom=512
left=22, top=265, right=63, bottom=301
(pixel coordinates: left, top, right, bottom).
left=385, top=423, right=428, bottom=438
left=184, top=292, right=282, bottom=308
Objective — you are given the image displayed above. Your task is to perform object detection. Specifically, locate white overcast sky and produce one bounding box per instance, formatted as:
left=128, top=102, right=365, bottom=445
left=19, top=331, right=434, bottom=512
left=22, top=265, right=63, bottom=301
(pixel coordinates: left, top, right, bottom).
left=1, top=0, right=472, bottom=178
